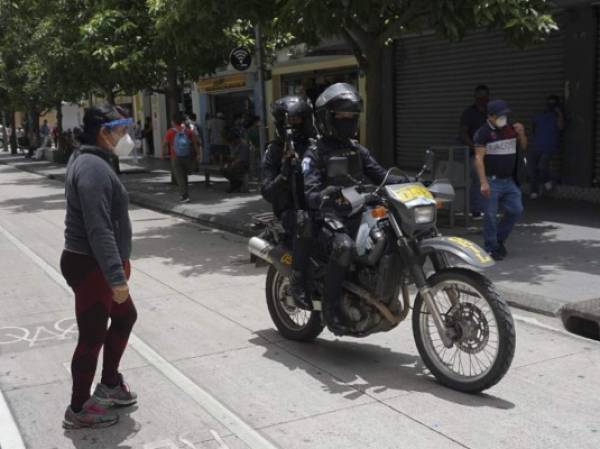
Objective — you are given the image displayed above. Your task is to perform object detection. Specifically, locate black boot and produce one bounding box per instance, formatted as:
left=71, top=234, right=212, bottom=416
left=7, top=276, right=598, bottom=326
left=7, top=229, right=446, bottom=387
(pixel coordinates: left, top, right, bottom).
left=322, top=262, right=351, bottom=335
left=289, top=270, right=312, bottom=310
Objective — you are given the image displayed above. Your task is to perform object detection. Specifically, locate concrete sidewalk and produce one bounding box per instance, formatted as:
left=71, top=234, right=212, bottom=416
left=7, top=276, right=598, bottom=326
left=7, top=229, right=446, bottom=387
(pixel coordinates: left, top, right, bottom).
left=2, top=152, right=599, bottom=320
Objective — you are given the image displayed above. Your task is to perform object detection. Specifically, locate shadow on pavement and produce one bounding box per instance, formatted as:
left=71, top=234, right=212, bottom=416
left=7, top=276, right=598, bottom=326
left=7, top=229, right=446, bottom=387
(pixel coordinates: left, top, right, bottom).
left=250, top=331, right=515, bottom=411
left=63, top=405, right=141, bottom=449
left=0, top=192, right=67, bottom=214
left=132, top=220, right=260, bottom=279
left=479, top=221, right=600, bottom=286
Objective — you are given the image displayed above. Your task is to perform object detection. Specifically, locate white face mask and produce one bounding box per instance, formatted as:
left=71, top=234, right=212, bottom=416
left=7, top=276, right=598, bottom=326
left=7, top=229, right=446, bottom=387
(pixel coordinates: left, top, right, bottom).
left=495, top=116, right=508, bottom=128
left=113, top=133, right=135, bottom=157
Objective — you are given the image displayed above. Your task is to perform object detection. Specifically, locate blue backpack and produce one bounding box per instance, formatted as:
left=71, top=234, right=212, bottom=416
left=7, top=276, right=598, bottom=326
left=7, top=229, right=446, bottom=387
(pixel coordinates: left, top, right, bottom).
left=174, top=129, right=192, bottom=157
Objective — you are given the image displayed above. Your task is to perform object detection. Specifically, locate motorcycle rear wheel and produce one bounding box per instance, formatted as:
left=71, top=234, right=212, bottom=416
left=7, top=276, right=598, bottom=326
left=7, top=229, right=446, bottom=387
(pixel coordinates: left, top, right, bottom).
left=412, top=268, right=515, bottom=393
left=266, top=266, right=324, bottom=342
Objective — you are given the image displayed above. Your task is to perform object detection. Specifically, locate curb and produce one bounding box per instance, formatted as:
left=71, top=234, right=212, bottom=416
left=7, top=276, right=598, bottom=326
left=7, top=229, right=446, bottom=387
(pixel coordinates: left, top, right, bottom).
left=127, top=191, right=255, bottom=238
left=1, top=157, right=587, bottom=322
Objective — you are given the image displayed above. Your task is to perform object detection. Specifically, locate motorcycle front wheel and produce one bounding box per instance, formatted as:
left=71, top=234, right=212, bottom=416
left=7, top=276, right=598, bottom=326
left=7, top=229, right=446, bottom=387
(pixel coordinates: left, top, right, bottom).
left=265, top=266, right=324, bottom=342
left=412, top=268, right=516, bottom=393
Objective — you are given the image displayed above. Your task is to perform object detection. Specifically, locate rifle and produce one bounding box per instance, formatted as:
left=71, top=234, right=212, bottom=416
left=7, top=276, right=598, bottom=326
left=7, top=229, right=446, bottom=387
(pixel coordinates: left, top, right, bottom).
left=283, top=113, right=301, bottom=212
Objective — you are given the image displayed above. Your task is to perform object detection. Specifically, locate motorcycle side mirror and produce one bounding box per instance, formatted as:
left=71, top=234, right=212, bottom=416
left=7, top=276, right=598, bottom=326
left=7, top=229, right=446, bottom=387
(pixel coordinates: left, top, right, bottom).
left=327, top=156, right=349, bottom=178
left=428, top=179, right=455, bottom=202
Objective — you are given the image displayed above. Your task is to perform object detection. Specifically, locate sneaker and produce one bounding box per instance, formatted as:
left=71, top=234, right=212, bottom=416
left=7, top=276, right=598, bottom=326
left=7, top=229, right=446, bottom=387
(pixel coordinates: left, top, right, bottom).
left=489, top=250, right=504, bottom=262
left=544, top=181, right=553, bottom=192
left=530, top=192, right=539, bottom=200
left=179, top=195, right=191, bottom=203
left=93, top=374, right=138, bottom=408
left=497, top=241, right=508, bottom=258
left=63, top=398, right=119, bottom=429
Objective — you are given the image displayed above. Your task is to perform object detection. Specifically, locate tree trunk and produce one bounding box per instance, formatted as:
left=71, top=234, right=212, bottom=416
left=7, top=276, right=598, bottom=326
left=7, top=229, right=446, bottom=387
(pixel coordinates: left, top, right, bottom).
left=9, top=110, right=17, bottom=154
left=364, top=45, right=385, bottom=165
left=29, top=110, right=40, bottom=148
left=56, top=101, right=63, bottom=133
left=166, top=62, right=179, bottom=123
left=1, top=111, right=9, bottom=152
left=105, top=89, right=116, bottom=105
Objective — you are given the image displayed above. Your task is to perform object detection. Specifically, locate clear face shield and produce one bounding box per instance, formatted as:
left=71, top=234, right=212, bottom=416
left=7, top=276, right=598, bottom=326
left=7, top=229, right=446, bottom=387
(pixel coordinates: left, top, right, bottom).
left=102, top=118, right=135, bottom=157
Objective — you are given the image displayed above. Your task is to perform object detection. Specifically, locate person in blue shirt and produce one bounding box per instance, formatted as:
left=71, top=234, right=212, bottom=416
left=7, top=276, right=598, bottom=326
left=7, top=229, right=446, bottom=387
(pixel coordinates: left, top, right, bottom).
left=473, top=100, right=527, bottom=261
left=529, top=95, right=565, bottom=199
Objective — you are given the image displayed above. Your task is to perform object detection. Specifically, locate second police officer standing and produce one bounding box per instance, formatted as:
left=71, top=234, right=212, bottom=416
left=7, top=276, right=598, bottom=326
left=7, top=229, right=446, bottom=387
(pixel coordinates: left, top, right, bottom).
left=261, top=96, right=315, bottom=310
left=303, top=83, right=408, bottom=332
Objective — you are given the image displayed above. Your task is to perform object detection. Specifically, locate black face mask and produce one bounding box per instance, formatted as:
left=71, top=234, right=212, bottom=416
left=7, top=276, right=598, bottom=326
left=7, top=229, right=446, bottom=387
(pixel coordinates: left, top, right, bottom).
left=332, top=117, right=359, bottom=140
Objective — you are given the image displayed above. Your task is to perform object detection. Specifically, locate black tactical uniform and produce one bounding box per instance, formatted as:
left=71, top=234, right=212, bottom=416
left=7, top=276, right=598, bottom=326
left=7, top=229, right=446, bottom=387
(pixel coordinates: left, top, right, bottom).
left=303, top=83, right=407, bottom=328
left=261, top=96, right=315, bottom=309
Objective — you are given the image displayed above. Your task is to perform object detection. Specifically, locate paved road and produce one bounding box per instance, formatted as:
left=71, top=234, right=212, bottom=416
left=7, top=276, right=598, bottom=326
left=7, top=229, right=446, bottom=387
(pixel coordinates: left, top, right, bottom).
left=0, top=165, right=598, bottom=449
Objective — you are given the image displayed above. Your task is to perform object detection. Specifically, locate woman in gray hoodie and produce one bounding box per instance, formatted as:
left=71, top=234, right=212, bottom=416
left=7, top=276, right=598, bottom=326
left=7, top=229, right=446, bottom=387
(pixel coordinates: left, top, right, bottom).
left=61, top=105, right=138, bottom=429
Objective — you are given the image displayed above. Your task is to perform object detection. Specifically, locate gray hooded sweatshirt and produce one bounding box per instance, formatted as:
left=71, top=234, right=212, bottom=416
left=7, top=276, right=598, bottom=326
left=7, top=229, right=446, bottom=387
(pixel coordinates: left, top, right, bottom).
left=64, top=145, right=132, bottom=286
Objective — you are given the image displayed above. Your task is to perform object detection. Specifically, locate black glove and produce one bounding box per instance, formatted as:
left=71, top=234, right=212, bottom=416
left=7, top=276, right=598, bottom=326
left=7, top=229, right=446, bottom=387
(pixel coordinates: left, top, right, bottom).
left=319, top=186, right=343, bottom=209
left=280, top=156, right=292, bottom=180
left=364, top=192, right=381, bottom=205
left=388, top=174, right=411, bottom=184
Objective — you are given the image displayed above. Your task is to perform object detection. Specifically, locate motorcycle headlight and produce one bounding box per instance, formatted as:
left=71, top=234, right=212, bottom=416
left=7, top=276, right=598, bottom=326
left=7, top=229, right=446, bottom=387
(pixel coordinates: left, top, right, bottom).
left=414, top=205, right=435, bottom=224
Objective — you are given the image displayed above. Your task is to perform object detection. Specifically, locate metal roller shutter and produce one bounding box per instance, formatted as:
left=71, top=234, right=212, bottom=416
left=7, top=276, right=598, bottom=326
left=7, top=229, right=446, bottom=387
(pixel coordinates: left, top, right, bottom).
left=394, top=26, right=565, bottom=170
left=594, top=8, right=600, bottom=185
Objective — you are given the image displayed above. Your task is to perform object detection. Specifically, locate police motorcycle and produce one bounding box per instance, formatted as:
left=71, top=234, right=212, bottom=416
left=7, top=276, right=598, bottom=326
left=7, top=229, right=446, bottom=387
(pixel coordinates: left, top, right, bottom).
left=249, top=151, right=515, bottom=393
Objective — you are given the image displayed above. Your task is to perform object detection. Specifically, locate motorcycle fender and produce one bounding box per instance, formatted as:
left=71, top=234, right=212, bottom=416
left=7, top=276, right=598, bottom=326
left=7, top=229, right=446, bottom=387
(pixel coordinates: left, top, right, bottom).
left=418, top=236, right=495, bottom=269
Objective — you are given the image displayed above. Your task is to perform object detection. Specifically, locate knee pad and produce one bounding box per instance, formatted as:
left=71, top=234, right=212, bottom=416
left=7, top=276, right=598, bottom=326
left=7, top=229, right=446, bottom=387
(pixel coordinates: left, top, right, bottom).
left=331, top=233, right=354, bottom=267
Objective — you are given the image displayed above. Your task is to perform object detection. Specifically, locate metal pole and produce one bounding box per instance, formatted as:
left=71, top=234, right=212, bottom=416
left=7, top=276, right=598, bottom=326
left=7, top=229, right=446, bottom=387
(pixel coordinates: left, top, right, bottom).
left=255, top=23, right=268, bottom=170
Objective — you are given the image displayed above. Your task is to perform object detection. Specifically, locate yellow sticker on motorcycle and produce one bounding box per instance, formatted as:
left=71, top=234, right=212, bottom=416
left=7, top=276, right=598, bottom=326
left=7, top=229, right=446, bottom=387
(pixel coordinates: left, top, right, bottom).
left=280, top=253, right=293, bottom=265
left=447, top=237, right=493, bottom=264
left=390, top=184, right=433, bottom=203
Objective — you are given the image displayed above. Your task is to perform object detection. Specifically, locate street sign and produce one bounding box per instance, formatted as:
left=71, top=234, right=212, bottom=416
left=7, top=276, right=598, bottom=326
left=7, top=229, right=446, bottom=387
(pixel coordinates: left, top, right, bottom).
left=229, top=47, right=252, bottom=71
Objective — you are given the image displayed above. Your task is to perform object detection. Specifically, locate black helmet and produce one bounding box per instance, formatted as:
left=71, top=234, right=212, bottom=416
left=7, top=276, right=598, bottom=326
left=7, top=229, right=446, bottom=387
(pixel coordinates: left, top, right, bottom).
left=315, top=83, right=363, bottom=141
left=270, top=95, right=314, bottom=140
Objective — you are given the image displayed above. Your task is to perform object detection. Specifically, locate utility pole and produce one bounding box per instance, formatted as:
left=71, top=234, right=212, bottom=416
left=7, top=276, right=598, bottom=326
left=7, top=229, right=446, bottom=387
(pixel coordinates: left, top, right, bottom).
left=254, top=23, right=268, bottom=164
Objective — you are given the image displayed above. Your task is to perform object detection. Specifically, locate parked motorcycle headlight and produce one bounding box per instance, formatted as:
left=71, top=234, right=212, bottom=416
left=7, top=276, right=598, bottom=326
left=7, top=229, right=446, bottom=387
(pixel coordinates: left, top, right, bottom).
left=414, top=205, right=435, bottom=224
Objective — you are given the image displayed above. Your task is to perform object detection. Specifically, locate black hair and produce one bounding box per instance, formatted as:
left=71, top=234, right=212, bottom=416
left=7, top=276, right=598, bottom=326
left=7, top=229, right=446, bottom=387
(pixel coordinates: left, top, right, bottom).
left=474, top=84, right=490, bottom=94
left=79, top=104, right=125, bottom=145
left=190, top=113, right=197, bottom=121
left=172, top=111, right=184, bottom=125
left=547, top=94, right=560, bottom=103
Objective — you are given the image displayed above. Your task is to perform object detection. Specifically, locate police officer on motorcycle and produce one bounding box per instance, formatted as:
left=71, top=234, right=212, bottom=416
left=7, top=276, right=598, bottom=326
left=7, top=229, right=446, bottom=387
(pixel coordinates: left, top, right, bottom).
left=261, top=96, right=315, bottom=310
left=303, top=83, right=407, bottom=330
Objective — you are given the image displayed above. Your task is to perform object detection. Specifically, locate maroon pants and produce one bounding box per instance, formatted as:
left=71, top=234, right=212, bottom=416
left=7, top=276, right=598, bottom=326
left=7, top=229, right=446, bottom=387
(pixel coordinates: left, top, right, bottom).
left=60, top=251, right=137, bottom=410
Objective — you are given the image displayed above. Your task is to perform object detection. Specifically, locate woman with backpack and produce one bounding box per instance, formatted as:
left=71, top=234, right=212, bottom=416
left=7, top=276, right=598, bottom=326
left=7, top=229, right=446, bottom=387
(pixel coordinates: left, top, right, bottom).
left=61, top=104, right=138, bottom=429
left=163, top=112, right=201, bottom=203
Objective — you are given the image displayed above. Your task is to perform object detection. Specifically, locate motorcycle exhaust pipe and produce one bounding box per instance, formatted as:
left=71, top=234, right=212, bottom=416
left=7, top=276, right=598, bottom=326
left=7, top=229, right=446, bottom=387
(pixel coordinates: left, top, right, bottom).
left=248, top=237, right=274, bottom=264
left=249, top=237, right=293, bottom=276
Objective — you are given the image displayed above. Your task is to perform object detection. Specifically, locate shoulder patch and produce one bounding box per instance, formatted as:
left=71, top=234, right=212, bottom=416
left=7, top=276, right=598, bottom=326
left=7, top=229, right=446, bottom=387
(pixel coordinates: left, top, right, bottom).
left=302, top=157, right=312, bottom=174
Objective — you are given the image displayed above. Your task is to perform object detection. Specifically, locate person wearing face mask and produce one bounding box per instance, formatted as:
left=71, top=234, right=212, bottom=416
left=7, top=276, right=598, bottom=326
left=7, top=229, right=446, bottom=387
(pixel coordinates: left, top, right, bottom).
left=261, top=96, right=316, bottom=309
left=473, top=100, right=528, bottom=261
left=460, top=84, right=491, bottom=218
left=61, top=105, right=138, bottom=429
left=303, top=83, right=408, bottom=332
left=528, top=95, right=565, bottom=199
